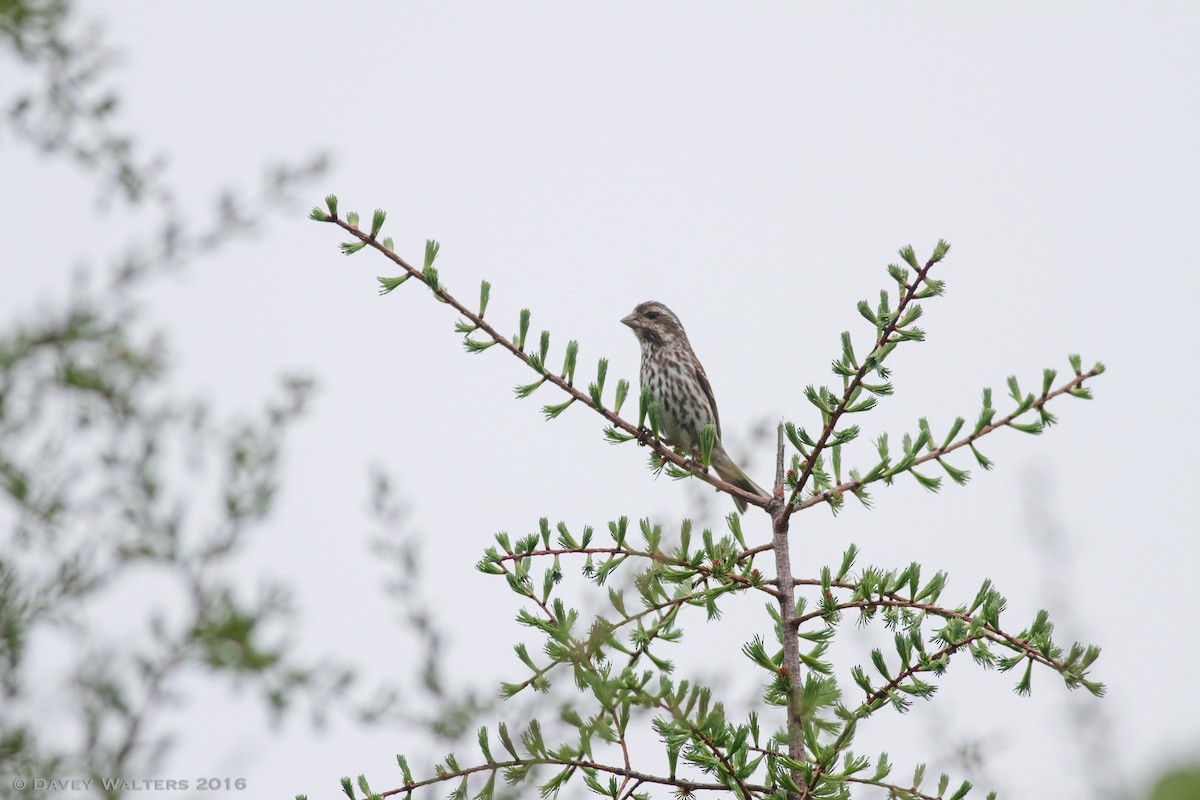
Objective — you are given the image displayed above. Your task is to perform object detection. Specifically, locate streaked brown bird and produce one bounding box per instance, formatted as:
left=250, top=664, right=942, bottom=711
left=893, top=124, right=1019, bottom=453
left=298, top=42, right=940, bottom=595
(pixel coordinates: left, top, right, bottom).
left=621, top=301, right=769, bottom=512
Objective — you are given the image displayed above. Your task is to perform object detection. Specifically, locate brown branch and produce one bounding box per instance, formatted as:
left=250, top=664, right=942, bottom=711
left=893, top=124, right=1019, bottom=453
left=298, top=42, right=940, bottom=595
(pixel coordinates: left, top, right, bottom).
left=495, top=545, right=778, bottom=598
left=792, top=594, right=1064, bottom=674
left=796, top=366, right=1103, bottom=511
left=331, top=217, right=769, bottom=510
left=617, top=779, right=644, bottom=800
left=843, top=774, right=960, bottom=800
left=783, top=253, right=941, bottom=518
left=736, top=366, right=1102, bottom=564
left=377, top=756, right=771, bottom=798
left=859, top=638, right=969, bottom=711
left=770, top=501, right=805, bottom=796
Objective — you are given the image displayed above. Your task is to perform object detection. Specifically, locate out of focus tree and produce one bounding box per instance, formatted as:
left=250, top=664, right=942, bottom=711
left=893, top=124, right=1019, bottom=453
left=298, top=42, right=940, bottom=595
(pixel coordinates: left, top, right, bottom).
left=1, top=1, right=357, bottom=795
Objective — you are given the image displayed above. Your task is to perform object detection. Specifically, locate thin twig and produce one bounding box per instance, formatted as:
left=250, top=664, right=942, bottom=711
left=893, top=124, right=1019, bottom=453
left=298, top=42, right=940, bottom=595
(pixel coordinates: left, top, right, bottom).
left=376, top=756, right=771, bottom=798
left=793, top=595, right=1065, bottom=674
left=783, top=254, right=941, bottom=518
left=736, top=367, right=1101, bottom=562
left=797, top=367, right=1103, bottom=511
left=495, top=545, right=778, bottom=597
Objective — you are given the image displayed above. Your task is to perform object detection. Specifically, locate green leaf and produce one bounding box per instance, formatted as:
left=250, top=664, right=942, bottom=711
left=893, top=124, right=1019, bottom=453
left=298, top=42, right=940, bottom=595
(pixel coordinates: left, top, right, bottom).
left=562, top=340, right=579, bottom=383
left=514, top=377, right=547, bottom=398
left=841, top=331, right=858, bottom=367
left=479, top=280, right=491, bottom=317
left=1015, top=657, right=1033, bottom=696
left=474, top=772, right=496, bottom=800
left=347, top=211, right=360, bottom=227
left=914, top=277, right=946, bottom=298
left=638, top=386, right=653, bottom=430
left=423, top=238, right=440, bottom=268
left=497, top=722, right=519, bottom=758
left=909, top=469, right=942, bottom=492
left=898, top=304, right=924, bottom=328
left=857, top=300, right=878, bottom=325
left=369, top=208, right=386, bottom=238
left=396, top=755, right=414, bottom=785
left=941, top=416, right=965, bottom=449
left=308, top=206, right=329, bottom=221
left=517, top=309, right=531, bottom=350
left=930, top=239, right=951, bottom=262
left=542, top=398, right=575, bottom=420
left=974, top=387, right=996, bottom=434
left=1041, top=367, right=1057, bottom=396
left=376, top=275, right=409, bottom=295
left=898, top=244, right=920, bottom=270
left=700, top=424, right=716, bottom=469
left=805, top=384, right=833, bottom=415
left=845, top=395, right=877, bottom=414
left=588, top=358, right=608, bottom=405
left=476, top=727, right=494, bottom=764
left=463, top=337, right=497, bottom=354
left=602, top=426, right=634, bottom=443
left=614, top=379, right=630, bottom=414
left=324, top=194, right=339, bottom=218
left=938, top=458, right=970, bottom=486
left=423, top=264, right=440, bottom=292
left=726, top=511, right=746, bottom=548
left=949, top=780, right=974, bottom=800
left=969, top=443, right=993, bottom=470
left=785, top=421, right=814, bottom=452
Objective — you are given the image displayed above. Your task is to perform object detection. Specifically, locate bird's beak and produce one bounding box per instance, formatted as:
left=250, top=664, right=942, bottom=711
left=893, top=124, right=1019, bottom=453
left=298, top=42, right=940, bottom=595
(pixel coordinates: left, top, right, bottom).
left=620, top=312, right=638, bottom=329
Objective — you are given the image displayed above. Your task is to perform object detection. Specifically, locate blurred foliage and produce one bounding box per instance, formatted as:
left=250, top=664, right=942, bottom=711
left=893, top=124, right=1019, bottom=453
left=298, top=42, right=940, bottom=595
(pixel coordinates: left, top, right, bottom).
left=0, top=0, right=367, bottom=794
left=1150, top=766, right=1200, bottom=800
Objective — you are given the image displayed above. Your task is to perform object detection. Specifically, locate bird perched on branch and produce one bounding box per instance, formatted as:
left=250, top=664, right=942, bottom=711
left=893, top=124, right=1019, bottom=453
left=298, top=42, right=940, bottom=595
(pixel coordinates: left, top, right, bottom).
left=621, top=301, right=769, bottom=512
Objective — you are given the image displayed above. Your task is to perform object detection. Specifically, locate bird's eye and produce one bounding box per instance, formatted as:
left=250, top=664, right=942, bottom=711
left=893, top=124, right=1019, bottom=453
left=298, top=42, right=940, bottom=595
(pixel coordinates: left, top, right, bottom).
left=644, top=310, right=661, bottom=320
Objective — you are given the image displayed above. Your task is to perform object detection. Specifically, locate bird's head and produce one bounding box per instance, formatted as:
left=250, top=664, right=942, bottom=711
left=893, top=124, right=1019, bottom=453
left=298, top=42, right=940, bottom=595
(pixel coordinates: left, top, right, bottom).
left=621, top=301, right=688, bottom=348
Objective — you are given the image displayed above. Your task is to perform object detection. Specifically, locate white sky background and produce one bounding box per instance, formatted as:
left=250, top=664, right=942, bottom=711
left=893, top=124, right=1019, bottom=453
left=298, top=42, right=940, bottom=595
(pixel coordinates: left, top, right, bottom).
left=4, top=2, right=1199, bottom=798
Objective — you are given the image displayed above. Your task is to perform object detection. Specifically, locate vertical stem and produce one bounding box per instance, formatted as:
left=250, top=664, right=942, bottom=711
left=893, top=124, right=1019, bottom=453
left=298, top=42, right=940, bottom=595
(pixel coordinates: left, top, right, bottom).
left=772, top=424, right=806, bottom=797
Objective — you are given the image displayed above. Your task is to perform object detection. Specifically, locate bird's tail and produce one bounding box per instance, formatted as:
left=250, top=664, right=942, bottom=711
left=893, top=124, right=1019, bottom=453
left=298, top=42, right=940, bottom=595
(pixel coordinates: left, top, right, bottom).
left=711, top=443, right=770, bottom=514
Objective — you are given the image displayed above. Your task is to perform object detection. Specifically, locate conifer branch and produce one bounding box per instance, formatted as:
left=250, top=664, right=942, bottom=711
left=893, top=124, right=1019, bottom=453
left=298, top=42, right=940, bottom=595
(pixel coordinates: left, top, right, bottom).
left=739, top=365, right=1104, bottom=562
left=490, top=545, right=777, bottom=597
left=371, top=756, right=769, bottom=798
left=798, top=366, right=1103, bottom=511
left=784, top=249, right=943, bottom=517
left=327, top=216, right=768, bottom=510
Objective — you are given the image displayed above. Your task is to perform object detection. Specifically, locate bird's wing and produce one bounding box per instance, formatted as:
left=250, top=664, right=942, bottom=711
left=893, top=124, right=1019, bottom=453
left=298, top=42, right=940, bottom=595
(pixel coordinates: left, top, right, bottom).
left=691, top=358, right=722, bottom=438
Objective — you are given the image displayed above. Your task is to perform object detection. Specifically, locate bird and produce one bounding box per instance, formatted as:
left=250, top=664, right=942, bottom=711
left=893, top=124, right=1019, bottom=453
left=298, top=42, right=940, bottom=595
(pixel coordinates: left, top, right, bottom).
left=621, top=301, right=769, bottom=513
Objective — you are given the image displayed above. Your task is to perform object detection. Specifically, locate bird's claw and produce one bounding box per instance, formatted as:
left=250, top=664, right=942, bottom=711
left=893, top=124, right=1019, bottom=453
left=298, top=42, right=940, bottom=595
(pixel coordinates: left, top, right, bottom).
left=636, top=426, right=652, bottom=446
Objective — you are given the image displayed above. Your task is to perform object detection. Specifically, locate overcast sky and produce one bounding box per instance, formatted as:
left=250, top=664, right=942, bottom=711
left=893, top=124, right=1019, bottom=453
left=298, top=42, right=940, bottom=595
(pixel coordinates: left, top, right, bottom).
left=4, top=2, right=1199, bottom=798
